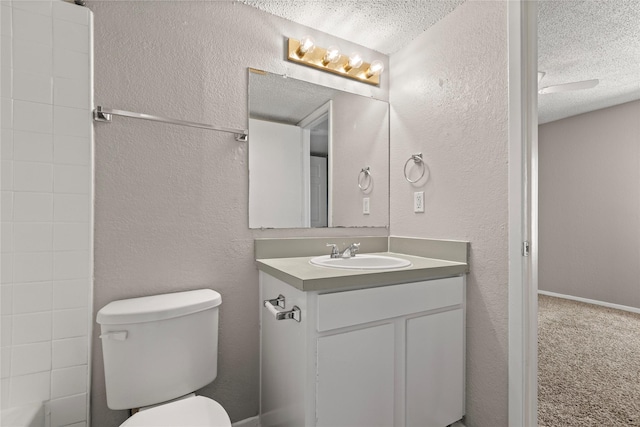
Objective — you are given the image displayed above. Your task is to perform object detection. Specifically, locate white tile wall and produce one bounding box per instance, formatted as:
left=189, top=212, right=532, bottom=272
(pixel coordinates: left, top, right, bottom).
left=12, top=311, right=52, bottom=345
left=1, top=1, right=92, bottom=425
left=10, top=370, right=50, bottom=406
left=54, top=78, right=89, bottom=110
left=53, top=106, right=90, bottom=138
left=13, top=161, right=54, bottom=192
left=1, top=160, right=13, bottom=190
left=1, top=35, right=13, bottom=69
left=1, top=378, right=10, bottom=410
left=0, top=253, right=13, bottom=284
left=49, top=393, right=87, bottom=427
left=13, top=71, right=53, bottom=104
left=13, top=282, right=53, bottom=314
left=53, top=193, right=89, bottom=222
left=0, top=97, right=12, bottom=129
left=0, top=253, right=12, bottom=284
left=13, top=100, right=53, bottom=133
left=53, top=308, right=88, bottom=340
left=1, top=285, right=12, bottom=315
left=1, top=315, right=13, bottom=347
left=53, top=164, right=90, bottom=194
left=1, top=346, right=11, bottom=378
left=13, top=192, right=53, bottom=221
left=54, top=251, right=89, bottom=280
left=13, top=251, right=53, bottom=283
left=51, top=365, right=86, bottom=399
left=53, top=19, right=88, bottom=54
left=53, top=49, right=88, bottom=81
left=53, top=1, right=89, bottom=25
left=1, top=190, right=12, bottom=219
left=14, top=130, right=54, bottom=162
left=1, top=129, right=12, bottom=159
left=12, top=8, right=52, bottom=45
left=11, top=341, right=51, bottom=376
left=13, top=39, right=53, bottom=76
left=1, top=222, right=12, bottom=251
left=14, top=222, right=53, bottom=252
left=12, top=1, right=53, bottom=17
left=53, top=279, right=89, bottom=309
left=1, top=6, right=12, bottom=37
left=52, top=337, right=87, bottom=369
left=54, top=223, right=89, bottom=251
left=1, top=68, right=12, bottom=99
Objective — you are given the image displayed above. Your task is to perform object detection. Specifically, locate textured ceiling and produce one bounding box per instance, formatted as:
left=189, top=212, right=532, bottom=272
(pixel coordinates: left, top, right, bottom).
left=249, top=71, right=339, bottom=124
left=240, top=0, right=640, bottom=124
left=239, top=0, right=466, bottom=55
left=538, top=1, right=640, bottom=123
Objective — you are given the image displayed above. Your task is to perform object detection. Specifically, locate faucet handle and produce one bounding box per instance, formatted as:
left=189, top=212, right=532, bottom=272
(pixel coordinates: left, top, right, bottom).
left=351, top=242, right=361, bottom=255
left=326, top=243, right=339, bottom=258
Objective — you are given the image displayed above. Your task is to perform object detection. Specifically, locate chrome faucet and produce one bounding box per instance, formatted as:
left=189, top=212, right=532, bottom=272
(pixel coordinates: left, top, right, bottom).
left=341, top=242, right=360, bottom=258
left=326, top=244, right=340, bottom=258
left=327, top=242, right=360, bottom=258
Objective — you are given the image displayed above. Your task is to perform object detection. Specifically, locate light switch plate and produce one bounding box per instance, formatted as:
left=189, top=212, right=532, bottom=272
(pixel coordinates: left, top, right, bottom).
left=363, top=197, right=370, bottom=215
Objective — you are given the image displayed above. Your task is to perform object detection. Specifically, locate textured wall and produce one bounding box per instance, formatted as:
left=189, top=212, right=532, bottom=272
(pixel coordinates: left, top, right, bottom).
left=332, top=92, right=389, bottom=227
left=539, top=100, right=640, bottom=308
left=389, top=1, right=509, bottom=426
left=86, top=1, right=388, bottom=425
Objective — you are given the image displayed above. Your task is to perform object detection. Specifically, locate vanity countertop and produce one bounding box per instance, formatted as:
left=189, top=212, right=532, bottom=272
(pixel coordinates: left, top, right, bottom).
left=256, top=252, right=468, bottom=292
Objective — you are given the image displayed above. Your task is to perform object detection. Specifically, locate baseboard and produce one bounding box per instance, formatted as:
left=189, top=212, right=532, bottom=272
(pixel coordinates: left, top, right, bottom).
left=538, top=290, right=640, bottom=315
left=232, top=415, right=464, bottom=427
left=232, top=416, right=260, bottom=427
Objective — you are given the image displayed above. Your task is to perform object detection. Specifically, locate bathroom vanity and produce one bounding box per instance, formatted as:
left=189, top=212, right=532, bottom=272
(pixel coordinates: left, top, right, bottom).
left=256, top=237, right=468, bottom=427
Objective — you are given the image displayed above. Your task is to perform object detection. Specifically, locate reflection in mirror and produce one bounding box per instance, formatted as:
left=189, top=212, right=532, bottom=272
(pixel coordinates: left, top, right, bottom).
left=248, top=69, right=389, bottom=229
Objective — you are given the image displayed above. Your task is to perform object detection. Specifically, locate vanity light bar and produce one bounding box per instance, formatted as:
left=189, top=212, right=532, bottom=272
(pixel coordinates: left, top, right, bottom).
left=287, top=38, right=383, bottom=86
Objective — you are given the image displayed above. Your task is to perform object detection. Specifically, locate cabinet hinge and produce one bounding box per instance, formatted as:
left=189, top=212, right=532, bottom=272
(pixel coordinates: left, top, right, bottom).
left=522, top=241, right=530, bottom=257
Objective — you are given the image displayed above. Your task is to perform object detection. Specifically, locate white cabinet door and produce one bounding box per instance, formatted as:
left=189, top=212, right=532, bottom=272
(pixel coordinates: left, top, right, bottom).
left=406, top=309, right=464, bottom=427
left=316, top=324, right=395, bottom=427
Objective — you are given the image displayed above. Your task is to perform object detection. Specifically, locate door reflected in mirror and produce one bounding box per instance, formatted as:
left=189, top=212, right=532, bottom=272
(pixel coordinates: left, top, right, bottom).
left=248, top=69, right=389, bottom=229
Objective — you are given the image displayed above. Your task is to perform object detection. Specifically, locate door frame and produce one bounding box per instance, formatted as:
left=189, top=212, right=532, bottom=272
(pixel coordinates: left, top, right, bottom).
left=508, top=1, right=538, bottom=426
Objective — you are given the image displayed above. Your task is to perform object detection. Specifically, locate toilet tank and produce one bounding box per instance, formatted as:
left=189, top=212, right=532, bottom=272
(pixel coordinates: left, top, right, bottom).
left=97, top=289, right=222, bottom=410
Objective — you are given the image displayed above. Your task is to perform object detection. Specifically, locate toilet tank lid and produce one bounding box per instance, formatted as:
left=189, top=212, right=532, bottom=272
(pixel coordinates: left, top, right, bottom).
left=97, top=289, right=222, bottom=325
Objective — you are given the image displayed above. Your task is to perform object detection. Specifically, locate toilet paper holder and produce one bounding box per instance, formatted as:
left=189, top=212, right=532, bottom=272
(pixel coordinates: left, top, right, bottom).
left=263, top=294, right=301, bottom=322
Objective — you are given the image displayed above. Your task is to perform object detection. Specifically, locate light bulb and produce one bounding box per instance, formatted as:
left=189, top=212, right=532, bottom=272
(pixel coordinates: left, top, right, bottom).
left=346, top=52, right=363, bottom=71
left=323, top=46, right=341, bottom=65
left=366, top=60, right=384, bottom=78
left=297, top=35, right=315, bottom=57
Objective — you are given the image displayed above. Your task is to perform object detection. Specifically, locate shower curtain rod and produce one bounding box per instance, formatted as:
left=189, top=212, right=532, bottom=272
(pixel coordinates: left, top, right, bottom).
left=93, top=106, right=248, bottom=142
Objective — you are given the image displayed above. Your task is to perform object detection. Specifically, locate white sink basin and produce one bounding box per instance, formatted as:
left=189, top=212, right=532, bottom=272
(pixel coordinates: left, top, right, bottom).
left=309, top=254, right=412, bottom=270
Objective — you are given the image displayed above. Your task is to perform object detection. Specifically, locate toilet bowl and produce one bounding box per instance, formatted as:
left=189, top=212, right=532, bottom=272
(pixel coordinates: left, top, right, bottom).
left=120, top=396, right=231, bottom=427
left=97, top=289, right=231, bottom=427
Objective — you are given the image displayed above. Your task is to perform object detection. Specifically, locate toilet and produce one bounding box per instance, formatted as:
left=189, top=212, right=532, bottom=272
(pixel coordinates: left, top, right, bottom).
left=97, top=289, right=231, bottom=427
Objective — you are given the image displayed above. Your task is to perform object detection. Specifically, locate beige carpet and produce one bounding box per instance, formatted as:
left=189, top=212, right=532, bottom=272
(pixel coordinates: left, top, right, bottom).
left=538, top=294, right=640, bottom=427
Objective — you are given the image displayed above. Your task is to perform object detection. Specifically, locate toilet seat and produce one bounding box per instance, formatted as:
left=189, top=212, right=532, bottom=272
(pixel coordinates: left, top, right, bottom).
left=120, top=396, right=231, bottom=427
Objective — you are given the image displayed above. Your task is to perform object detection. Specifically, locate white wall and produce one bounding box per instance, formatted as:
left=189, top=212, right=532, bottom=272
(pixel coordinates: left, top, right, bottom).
left=0, top=1, right=93, bottom=426
left=87, top=1, right=388, bottom=425
left=389, top=2, right=509, bottom=426
left=249, top=119, right=306, bottom=228
left=539, top=100, right=640, bottom=309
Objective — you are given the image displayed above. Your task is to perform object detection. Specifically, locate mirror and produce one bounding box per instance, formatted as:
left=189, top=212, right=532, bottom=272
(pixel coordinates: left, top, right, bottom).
left=248, top=69, right=389, bottom=229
